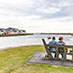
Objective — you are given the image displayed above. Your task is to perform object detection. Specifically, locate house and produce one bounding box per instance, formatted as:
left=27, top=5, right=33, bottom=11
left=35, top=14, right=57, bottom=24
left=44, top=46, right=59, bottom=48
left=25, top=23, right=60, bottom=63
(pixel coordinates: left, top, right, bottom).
left=6, top=27, right=19, bottom=34
left=0, top=27, right=26, bottom=35
left=0, top=28, right=6, bottom=35
left=18, top=30, right=26, bottom=34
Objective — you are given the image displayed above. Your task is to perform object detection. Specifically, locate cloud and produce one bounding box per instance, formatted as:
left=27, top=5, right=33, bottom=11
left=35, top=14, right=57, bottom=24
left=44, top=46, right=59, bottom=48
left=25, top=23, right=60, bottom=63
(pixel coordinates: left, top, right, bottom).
left=0, top=0, right=73, bottom=33
left=20, top=0, right=73, bottom=20
left=0, top=0, right=73, bottom=18
left=36, top=7, right=60, bottom=14
left=25, top=18, right=73, bottom=33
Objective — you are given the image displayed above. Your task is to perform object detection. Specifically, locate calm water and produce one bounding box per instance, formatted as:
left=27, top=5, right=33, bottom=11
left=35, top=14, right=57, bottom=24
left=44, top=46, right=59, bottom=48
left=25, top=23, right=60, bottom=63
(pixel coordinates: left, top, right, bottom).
left=0, top=34, right=73, bottom=50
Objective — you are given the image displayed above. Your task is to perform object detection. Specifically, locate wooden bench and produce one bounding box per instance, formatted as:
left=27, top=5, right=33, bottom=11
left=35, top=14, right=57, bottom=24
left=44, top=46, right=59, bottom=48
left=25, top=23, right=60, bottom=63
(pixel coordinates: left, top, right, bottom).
left=42, top=39, right=73, bottom=61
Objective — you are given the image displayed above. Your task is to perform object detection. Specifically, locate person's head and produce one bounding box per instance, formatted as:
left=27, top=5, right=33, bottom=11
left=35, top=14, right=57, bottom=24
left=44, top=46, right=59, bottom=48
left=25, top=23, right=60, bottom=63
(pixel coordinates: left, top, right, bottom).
left=52, top=36, right=56, bottom=40
left=59, top=37, right=63, bottom=41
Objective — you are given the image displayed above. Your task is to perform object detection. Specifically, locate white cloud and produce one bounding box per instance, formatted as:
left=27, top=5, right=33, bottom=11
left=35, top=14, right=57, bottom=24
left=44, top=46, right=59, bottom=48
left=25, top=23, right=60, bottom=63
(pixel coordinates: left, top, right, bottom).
left=18, top=18, right=73, bottom=33
left=36, top=7, right=60, bottom=14
left=59, top=1, right=73, bottom=7
left=0, top=0, right=73, bottom=33
left=0, top=0, right=35, bottom=7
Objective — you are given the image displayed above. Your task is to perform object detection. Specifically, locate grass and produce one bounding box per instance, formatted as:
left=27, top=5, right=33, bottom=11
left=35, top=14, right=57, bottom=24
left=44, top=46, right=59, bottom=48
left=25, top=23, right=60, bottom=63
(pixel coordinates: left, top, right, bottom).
left=0, top=46, right=73, bottom=73
left=0, top=33, right=33, bottom=37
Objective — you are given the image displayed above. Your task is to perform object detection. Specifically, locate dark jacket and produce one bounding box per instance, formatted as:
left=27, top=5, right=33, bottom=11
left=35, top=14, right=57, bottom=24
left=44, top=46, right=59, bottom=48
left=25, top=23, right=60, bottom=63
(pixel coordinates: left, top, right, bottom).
left=56, top=41, right=65, bottom=53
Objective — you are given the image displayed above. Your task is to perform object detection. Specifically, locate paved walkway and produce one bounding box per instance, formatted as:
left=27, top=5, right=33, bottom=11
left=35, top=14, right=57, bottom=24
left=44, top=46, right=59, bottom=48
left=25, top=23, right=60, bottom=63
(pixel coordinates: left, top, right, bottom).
left=27, top=52, right=73, bottom=67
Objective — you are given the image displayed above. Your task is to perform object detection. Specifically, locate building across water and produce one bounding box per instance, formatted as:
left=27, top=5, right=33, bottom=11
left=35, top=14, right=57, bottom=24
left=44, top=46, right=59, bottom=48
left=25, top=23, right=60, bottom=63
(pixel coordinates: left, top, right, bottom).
left=0, top=27, right=26, bottom=35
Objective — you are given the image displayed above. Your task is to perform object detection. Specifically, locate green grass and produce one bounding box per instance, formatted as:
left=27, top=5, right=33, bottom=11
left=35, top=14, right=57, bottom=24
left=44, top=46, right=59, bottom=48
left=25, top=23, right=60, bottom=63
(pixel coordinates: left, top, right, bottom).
left=0, top=46, right=73, bottom=73
left=0, top=33, right=33, bottom=37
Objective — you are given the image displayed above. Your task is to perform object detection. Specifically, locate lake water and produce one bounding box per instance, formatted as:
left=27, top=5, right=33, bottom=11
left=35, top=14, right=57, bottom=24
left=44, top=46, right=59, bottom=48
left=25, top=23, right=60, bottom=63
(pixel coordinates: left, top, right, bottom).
left=0, top=34, right=73, bottom=50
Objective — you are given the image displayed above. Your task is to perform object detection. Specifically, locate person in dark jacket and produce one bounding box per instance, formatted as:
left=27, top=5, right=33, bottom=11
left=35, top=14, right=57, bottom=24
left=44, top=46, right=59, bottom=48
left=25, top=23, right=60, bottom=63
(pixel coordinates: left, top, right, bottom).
left=56, top=37, right=65, bottom=58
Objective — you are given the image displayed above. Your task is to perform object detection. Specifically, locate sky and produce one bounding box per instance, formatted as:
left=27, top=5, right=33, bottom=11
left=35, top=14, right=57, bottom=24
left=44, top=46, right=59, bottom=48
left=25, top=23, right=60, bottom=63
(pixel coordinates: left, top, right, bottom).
left=0, top=0, right=73, bottom=33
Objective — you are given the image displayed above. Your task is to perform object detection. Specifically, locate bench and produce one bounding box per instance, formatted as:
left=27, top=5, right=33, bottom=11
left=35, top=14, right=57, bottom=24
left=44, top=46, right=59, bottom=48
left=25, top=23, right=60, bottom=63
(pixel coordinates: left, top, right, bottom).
left=42, top=39, right=73, bottom=61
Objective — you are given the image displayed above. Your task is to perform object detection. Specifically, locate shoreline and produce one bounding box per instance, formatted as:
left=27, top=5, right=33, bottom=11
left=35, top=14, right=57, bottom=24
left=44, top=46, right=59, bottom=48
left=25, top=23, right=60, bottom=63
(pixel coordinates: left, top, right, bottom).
left=0, top=33, right=33, bottom=37
left=0, top=33, right=73, bottom=37
left=0, top=45, right=42, bottom=51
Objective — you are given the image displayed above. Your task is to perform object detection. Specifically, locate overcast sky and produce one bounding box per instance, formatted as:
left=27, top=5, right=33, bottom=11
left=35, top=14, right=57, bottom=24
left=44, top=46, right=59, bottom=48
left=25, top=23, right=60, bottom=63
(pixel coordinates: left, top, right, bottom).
left=0, top=0, right=73, bottom=33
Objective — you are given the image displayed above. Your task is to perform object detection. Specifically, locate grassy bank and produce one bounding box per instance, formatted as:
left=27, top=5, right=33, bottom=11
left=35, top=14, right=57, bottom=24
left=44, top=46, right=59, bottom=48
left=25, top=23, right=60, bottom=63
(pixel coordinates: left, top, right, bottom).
left=0, top=33, right=33, bottom=37
left=0, top=46, right=73, bottom=73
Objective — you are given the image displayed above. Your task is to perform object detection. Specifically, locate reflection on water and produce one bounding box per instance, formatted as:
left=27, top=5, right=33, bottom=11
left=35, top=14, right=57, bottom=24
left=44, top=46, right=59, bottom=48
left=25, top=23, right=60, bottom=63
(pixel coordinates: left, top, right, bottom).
left=0, top=34, right=73, bottom=50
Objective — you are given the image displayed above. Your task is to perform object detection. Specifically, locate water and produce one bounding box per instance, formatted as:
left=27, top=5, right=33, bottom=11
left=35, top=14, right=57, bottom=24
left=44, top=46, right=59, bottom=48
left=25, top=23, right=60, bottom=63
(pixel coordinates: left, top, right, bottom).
left=0, top=34, right=73, bottom=50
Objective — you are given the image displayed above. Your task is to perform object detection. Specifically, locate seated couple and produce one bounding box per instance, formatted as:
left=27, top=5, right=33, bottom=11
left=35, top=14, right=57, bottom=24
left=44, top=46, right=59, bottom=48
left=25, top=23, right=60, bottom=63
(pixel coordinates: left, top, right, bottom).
left=49, top=36, right=65, bottom=58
